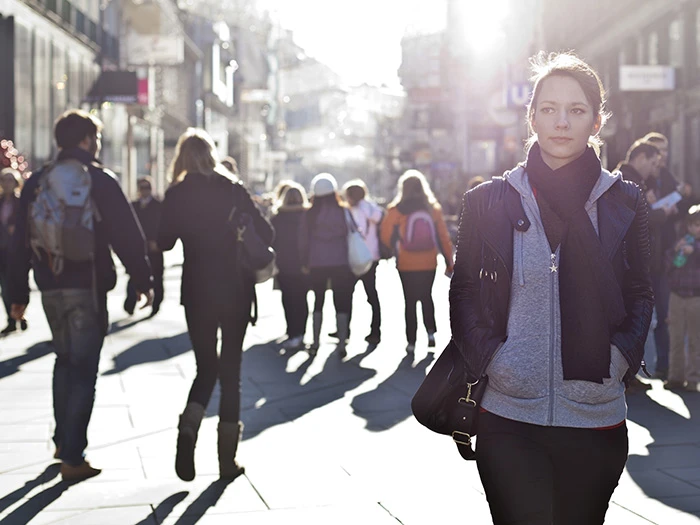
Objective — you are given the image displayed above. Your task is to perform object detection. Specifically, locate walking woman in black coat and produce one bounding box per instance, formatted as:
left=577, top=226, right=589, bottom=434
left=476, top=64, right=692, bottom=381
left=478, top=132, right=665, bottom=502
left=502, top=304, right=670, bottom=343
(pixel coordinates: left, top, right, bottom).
left=0, top=168, right=24, bottom=334
left=158, top=128, right=273, bottom=482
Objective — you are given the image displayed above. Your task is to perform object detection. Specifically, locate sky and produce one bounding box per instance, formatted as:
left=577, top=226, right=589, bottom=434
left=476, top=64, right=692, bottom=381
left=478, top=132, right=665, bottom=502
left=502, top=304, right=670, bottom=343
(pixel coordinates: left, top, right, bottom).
left=258, top=0, right=448, bottom=88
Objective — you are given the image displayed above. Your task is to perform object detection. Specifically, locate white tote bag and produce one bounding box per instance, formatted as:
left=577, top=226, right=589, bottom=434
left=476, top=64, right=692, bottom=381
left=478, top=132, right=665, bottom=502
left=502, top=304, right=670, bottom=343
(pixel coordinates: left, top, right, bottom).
left=345, top=209, right=374, bottom=277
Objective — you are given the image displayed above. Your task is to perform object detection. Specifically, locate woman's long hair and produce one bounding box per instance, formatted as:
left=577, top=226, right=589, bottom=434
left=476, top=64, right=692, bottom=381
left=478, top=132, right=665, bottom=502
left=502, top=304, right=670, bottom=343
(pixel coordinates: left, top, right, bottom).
left=168, top=128, right=234, bottom=183
left=273, top=181, right=309, bottom=214
left=390, top=169, right=436, bottom=210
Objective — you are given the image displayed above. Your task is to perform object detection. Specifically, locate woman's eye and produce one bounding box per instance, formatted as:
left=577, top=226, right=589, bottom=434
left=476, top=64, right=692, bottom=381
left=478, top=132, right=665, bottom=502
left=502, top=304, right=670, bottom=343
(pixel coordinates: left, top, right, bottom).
left=571, top=108, right=586, bottom=115
left=541, top=107, right=555, bottom=114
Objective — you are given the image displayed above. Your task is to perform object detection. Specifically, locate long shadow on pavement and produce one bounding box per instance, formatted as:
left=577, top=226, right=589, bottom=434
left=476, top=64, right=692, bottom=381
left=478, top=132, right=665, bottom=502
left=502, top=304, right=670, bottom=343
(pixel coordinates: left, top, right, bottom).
left=626, top=388, right=700, bottom=516
left=147, top=481, right=231, bottom=525
left=102, top=332, right=191, bottom=376
left=0, top=341, right=53, bottom=381
left=134, top=491, right=188, bottom=525
left=0, top=464, right=60, bottom=515
left=351, top=352, right=434, bottom=431
left=235, top=342, right=377, bottom=440
left=0, top=465, right=93, bottom=524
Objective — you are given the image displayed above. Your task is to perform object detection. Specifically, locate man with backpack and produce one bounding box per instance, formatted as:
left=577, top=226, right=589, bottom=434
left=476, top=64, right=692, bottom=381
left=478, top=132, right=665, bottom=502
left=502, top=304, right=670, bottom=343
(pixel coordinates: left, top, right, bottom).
left=7, top=109, right=153, bottom=481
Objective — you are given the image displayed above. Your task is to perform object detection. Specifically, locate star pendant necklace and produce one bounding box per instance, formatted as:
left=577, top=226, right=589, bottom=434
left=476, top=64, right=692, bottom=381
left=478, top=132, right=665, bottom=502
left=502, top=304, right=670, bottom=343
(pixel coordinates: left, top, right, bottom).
left=549, top=253, right=558, bottom=273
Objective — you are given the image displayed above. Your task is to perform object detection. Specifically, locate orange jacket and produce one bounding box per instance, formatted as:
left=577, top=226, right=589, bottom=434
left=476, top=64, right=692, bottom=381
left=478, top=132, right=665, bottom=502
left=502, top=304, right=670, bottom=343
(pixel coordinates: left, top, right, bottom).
left=380, top=203, right=453, bottom=272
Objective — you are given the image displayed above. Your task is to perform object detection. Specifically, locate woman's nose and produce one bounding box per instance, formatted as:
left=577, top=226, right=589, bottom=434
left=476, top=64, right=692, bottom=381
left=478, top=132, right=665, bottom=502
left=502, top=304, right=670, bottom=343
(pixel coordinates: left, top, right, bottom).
left=555, top=114, right=570, bottom=130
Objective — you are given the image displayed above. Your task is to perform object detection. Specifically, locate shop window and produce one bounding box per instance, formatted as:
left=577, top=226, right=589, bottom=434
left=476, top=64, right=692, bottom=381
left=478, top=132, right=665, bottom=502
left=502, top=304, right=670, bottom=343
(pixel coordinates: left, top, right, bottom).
left=34, top=34, right=51, bottom=164
left=14, top=22, right=32, bottom=158
left=669, top=19, right=683, bottom=67
left=52, top=43, right=67, bottom=118
left=648, top=31, right=659, bottom=65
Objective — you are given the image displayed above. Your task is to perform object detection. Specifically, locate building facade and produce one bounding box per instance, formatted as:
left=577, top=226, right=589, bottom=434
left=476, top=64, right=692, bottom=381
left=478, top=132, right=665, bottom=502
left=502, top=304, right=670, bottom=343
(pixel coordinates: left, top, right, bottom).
left=542, top=0, right=700, bottom=187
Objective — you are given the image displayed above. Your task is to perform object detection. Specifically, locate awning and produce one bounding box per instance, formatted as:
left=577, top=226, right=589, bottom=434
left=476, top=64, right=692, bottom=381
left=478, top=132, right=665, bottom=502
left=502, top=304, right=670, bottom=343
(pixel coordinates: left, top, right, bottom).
left=85, top=71, right=139, bottom=104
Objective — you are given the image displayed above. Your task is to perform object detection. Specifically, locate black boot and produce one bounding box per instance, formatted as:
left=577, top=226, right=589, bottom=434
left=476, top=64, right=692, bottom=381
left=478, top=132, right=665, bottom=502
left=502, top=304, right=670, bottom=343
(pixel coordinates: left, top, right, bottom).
left=0, top=319, right=16, bottom=335
left=218, top=421, right=245, bottom=480
left=175, top=402, right=205, bottom=481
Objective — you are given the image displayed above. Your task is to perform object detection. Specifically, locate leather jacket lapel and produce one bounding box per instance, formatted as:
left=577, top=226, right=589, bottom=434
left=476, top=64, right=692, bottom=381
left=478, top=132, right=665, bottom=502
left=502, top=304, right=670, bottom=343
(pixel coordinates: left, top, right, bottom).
left=598, top=184, right=636, bottom=261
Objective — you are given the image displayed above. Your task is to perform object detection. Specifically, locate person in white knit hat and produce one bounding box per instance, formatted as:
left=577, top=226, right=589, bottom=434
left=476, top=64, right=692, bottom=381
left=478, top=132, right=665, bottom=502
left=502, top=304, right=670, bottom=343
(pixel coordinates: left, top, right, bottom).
left=299, top=173, right=353, bottom=356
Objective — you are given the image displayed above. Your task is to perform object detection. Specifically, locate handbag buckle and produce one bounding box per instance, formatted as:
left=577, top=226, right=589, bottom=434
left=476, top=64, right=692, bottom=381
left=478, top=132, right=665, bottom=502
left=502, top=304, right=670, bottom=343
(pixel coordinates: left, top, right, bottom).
left=452, top=431, right=472, bottom=446
left=458, top=380, right=479, bottom=407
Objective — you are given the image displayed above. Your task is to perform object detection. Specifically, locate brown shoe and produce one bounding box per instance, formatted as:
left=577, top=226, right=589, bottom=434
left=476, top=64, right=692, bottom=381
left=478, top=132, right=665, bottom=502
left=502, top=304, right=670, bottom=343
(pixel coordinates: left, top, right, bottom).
left=60, top=461, right=101, bottom=482
left=626, top=377, right=652, bottom=393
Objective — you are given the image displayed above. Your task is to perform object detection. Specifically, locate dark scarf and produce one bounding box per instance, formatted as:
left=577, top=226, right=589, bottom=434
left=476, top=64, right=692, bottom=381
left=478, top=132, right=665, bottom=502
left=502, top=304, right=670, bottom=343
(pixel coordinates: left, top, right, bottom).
left=526, top=143, right=626, bottom=383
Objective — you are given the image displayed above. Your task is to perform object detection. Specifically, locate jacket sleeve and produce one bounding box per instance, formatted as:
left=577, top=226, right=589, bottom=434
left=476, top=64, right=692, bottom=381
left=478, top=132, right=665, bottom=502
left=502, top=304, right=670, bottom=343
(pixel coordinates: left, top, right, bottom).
left=611, top=186, right=654, bottom=376
left=368, top=201, right=383, bottom=224
left=158, top=187, right=180, bottom=252
left=379, top=208, right=398, bottom=247
left=448, top=189, right=504, bottom=380
left=298, top=211, right=310, bottom=267
left=94, top=173, right=153, bottom=293
left=433, top=205, right=454, bottom=266
left=6, top=173, right=39, bottom=306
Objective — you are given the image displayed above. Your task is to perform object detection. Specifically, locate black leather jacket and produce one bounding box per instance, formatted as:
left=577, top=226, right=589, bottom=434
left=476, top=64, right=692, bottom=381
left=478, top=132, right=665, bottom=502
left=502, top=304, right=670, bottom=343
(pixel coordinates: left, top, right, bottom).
left=449, top=176, right=654, bottom=383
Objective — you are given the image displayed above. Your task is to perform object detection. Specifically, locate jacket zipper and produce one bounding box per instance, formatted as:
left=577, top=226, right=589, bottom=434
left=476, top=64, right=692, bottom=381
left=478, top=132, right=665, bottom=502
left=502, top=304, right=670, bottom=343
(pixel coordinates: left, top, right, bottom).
left=548, top=250, right=557, bottom=426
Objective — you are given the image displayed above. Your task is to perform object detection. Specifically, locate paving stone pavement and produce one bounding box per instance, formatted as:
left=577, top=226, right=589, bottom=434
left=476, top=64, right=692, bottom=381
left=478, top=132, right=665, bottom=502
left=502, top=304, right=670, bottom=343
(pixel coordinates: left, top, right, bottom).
left=0, top=249, right=699, bottom=524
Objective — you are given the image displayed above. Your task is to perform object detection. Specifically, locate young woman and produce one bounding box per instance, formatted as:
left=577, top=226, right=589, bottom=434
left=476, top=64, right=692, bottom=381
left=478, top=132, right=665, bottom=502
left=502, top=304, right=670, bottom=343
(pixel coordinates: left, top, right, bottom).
left=158, top=128, right=273, bottom=482
left=450, top=52, right=653, bottom=524
left=380, top=170, right=453, bottom=353
left=271, top=182, right=309, bottom=351
left=0, top=168, right=25, bottom=335
left=344, top=179, right=383, bottom=344
left=299, top=173, right=353, bottom=356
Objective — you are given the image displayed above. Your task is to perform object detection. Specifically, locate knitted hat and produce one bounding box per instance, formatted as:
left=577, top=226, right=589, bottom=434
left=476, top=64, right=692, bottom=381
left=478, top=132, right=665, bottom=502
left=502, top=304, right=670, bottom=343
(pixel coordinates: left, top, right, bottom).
left=311, top=173, right=338, bottom=197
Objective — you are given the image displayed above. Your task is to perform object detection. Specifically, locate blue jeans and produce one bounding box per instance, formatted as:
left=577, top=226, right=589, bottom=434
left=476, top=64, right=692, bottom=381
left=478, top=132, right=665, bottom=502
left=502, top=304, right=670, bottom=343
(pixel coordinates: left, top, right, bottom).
left=42, top=289, right=106, bottom=466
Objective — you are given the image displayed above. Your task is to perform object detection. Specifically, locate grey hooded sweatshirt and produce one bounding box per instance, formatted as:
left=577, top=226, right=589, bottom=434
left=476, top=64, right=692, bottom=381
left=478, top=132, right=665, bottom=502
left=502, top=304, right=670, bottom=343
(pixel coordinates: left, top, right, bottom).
left=480, top=166, right=630, bottom=428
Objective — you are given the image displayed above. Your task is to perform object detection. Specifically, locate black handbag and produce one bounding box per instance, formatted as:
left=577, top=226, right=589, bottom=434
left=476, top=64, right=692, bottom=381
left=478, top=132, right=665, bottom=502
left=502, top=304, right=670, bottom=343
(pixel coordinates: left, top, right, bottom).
left=411, top=340, right=488, bottom=460
left=228, top=199, right=277, bottom=284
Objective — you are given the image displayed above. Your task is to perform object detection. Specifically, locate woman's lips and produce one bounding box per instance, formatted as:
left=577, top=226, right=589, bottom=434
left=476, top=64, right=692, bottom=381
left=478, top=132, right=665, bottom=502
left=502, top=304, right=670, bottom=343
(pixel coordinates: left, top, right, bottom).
left=550, top=137, right=573, bottom=144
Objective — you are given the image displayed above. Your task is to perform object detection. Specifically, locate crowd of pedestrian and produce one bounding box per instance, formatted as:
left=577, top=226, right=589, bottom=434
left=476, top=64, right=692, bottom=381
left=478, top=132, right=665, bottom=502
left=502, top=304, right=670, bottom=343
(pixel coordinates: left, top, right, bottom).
left=0, top=108, right=454, bottom=484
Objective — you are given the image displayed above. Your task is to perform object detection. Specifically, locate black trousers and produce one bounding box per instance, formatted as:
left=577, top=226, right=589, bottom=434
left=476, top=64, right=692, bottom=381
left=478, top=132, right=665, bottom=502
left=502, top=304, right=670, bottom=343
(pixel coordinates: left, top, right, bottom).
left=309, top=265, right=355, bottom=315
left=184, top=304, right=249, bottom=423
left=357, top=261, right=381, bottom=337
left=398, top=270, right=436, bottom=344
left=127, top=252, right=164, bottom=311
left=476, top=412, right=628, bottom=525
left=277, top=272, right=308, bottom=338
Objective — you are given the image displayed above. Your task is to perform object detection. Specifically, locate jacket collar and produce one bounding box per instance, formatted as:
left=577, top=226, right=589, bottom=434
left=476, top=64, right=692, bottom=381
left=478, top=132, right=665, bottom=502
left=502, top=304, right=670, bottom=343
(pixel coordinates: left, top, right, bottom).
left=57, top=147, right=99, bottom=166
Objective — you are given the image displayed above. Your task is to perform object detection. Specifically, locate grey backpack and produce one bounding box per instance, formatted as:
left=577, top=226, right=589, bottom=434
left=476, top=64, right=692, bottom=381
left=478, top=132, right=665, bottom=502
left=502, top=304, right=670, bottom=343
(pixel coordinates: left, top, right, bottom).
left=29, top=159, right=97, bottom=275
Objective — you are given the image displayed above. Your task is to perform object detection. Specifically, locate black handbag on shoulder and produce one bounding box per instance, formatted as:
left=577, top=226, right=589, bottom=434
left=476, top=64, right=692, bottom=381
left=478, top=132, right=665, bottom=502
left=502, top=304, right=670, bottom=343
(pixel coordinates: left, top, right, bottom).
left=411, top=340, right=488, bottom=460
left=227, top=190, right=277, bottom=284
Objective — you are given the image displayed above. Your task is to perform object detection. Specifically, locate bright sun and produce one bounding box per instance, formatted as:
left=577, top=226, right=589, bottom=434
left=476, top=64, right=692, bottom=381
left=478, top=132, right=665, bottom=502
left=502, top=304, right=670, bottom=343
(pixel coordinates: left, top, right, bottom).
left=260, top=0, right=510, bottom=86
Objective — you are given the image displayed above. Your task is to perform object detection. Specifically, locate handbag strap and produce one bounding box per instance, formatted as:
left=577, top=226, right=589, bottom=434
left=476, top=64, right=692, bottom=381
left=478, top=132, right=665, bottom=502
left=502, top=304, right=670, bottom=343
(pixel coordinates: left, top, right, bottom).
left=344, top=208, right=363, bottom=237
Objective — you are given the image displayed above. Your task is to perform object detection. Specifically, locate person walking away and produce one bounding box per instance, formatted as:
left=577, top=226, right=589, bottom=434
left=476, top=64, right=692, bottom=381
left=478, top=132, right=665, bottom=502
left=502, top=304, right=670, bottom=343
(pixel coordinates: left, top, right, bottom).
left=380, top=170, right=453, bottom=353
left=299, top=173, right=354, bottom=357
left=665, top=204, right=700, bottom=393
left=271, top=182, right=309, bottom=351
left=642, top=132, right=694, bottom=380
left=450, top=52, right=653, bottom=525
left=125, top=176, right=163, bottom=317
left=0, top=168, right=25, bottom=334
left=158, top=128, right=273, bottom=482
left=344, top=179, right=383, bottom=345
left=7, top=109, right=154, bottom=481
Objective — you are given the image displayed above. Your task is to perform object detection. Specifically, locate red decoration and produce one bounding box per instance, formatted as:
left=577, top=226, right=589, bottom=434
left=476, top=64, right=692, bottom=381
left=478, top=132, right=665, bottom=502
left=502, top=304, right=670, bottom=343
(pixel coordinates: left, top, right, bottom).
left=0, top=139, right=29, bottom=176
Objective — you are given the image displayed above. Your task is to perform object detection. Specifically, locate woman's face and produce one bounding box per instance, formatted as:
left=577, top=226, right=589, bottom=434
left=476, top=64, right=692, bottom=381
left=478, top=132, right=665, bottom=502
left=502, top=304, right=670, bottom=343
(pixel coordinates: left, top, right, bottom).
left=530, top=75, right=601, bottom=170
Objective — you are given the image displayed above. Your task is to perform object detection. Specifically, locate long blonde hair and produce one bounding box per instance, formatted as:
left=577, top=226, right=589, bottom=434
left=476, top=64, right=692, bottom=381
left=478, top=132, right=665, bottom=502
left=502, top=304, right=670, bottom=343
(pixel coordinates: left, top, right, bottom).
left=168, top=128, right=233, bottom=183
left=390, top=169, right=437, bottom=209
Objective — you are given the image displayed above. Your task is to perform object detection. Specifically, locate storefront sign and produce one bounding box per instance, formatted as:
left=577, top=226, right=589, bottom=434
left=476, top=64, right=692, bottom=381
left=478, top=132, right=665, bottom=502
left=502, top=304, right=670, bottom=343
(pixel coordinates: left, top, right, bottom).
left=619, top=65, right=675, bottom=91
left=126, top=34, right=185, bottom=66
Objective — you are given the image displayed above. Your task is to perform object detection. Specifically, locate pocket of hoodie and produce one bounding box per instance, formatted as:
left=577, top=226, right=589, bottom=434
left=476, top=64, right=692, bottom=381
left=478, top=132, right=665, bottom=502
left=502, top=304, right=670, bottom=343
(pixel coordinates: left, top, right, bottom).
left=560, top=345, right=628, bottom=405
left=486, top=336, right=549, bottom=399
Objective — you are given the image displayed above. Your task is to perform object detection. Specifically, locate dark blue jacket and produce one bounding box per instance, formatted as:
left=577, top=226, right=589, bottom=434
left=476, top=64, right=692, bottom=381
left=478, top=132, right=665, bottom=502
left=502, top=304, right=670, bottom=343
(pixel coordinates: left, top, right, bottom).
left=7, top=148, right=153, bottom=305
